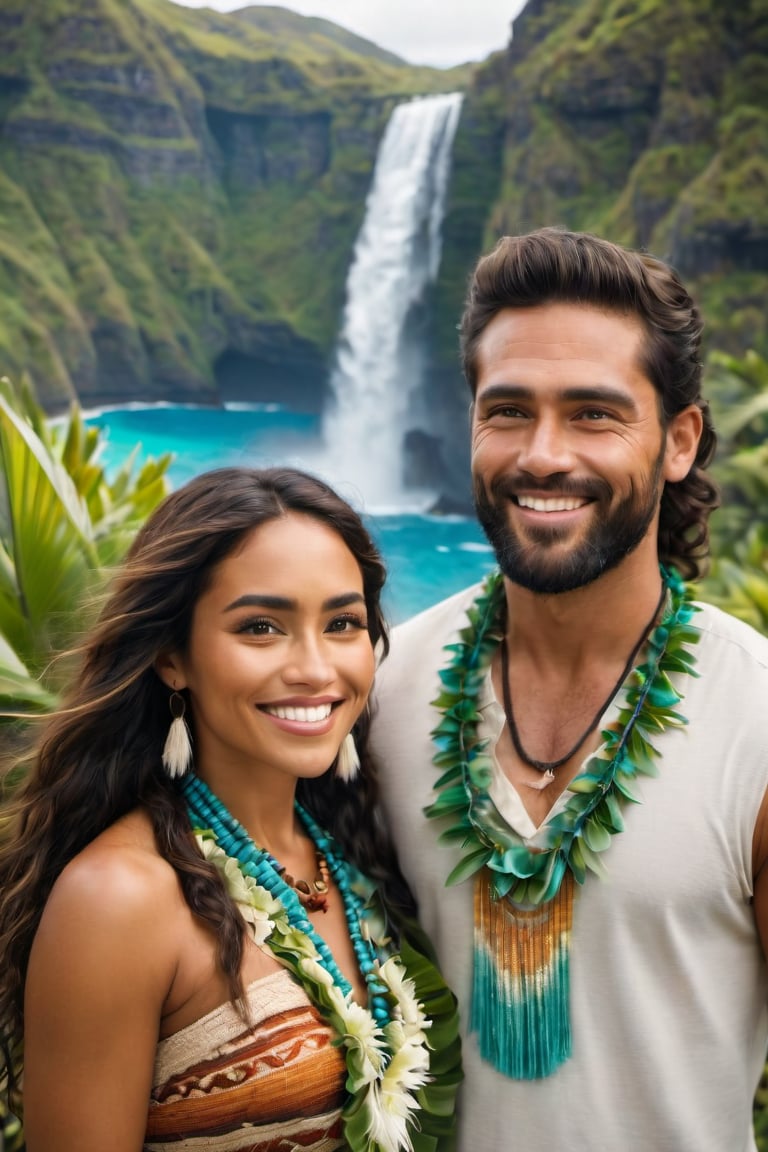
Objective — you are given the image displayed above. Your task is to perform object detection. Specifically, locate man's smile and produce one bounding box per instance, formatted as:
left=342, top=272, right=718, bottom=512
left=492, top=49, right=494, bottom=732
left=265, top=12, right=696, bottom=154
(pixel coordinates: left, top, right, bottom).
left=515, top=495, right=590, bottom=513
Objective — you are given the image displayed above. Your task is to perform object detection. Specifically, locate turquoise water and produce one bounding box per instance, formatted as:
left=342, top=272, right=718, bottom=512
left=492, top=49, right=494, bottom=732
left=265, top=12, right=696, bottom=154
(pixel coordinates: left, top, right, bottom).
left=85, top=404, right=496, bottom=622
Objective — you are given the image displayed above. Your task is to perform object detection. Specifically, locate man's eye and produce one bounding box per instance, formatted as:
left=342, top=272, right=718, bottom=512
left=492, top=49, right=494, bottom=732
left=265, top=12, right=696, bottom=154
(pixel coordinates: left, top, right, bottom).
left=489, top=406, right=526, bottom=419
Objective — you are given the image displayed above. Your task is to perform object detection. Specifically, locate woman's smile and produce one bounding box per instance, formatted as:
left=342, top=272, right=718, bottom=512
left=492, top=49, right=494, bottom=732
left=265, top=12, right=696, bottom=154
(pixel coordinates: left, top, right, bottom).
left=259, top=697, right=341, bottom=733
left=164, top=512, right=375, bottom=791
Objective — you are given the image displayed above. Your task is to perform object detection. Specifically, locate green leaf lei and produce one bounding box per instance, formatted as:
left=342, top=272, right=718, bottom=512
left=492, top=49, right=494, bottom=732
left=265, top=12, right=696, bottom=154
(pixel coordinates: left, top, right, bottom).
left=196, top=833, right=461, bottom=1152
left=425, top=566, right=700, bottom=907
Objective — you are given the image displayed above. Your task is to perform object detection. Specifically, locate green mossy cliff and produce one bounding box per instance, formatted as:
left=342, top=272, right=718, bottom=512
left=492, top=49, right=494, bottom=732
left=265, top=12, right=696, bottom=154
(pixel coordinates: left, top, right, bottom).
left=0, top=0, right=764, bottom=456
left=0, top=0, right=463, bottom=411
left=426, top=0, right=768, bottom=504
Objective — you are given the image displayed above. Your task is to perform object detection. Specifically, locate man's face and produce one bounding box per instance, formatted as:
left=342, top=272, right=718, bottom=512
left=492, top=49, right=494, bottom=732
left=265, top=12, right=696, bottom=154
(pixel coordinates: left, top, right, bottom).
left=471, top=303, right=677, bottom=594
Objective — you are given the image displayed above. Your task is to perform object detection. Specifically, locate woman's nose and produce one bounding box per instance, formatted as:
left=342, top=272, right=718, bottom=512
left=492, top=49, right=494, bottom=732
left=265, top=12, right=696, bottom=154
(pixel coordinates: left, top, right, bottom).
left=282, top=638, right=335, bottom=687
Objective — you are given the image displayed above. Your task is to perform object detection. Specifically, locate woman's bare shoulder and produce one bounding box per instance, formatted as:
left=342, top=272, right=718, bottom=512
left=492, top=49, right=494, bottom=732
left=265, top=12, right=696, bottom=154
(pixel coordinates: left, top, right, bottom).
left=43, top=807, right=186, bottom=938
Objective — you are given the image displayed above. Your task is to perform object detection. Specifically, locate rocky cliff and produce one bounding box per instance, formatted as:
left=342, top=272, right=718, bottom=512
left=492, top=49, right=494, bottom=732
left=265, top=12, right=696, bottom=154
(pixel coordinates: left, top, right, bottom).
left=424, top=0, right=768, bottom=506
left=0, top=0, right=462, bottom=411
left=0, top=0, right=764, bottom=511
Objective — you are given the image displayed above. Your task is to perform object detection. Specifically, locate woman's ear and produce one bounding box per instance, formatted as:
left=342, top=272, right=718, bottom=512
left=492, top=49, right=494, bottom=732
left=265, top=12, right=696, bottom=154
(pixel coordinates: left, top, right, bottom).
left=663, top=404, right=703, bottom=483
left=155, top=652, right=186, bottom=692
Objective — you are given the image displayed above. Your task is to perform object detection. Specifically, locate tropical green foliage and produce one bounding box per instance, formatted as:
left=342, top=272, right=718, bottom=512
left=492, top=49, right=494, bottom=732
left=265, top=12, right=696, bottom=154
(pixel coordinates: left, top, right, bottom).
left=700, top=350, right=768, bottom=1148
left=701, top=351, right=768, bottom=634
left=0, top=374, right=172, bottom=1145
left=0, top=374, right=171, bottom=725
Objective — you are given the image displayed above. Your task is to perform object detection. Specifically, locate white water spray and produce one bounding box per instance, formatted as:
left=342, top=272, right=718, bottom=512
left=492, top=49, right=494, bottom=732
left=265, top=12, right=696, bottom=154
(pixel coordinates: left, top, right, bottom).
left=320, top=92, right=463, bottom=510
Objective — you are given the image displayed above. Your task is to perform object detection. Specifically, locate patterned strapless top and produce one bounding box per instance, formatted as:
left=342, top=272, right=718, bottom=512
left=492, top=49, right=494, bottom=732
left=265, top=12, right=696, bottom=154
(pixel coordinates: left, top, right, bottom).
left=144, top=967, right=347, bottom=1151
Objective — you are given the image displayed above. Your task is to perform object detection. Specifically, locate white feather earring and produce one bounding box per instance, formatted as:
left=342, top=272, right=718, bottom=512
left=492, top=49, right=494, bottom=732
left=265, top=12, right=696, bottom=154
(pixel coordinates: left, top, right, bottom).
left=335, top=732, right=360, bottom=783
left=162, top=691, right=193, bottom=778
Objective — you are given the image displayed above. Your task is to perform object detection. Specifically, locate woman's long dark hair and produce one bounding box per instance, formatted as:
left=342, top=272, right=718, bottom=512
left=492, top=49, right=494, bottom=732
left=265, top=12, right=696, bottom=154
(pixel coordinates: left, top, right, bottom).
left=0, top=466, right=413, bottom=1093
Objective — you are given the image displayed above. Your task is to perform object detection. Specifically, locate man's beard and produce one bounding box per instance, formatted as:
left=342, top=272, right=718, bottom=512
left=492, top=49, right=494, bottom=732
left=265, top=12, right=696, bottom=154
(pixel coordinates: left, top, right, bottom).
left=473, top=455, right=665, bottom=595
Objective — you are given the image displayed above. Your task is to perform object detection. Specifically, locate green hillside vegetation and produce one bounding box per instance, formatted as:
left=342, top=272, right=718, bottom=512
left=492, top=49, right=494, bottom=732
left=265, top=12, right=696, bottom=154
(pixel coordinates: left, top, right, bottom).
left=227, top=6, right=410, bottom=68
left=0, top=0, right=764, bottom=502
left=0, top=0, right=465, bottom=413
left=426, top=0, right=768, bottom=505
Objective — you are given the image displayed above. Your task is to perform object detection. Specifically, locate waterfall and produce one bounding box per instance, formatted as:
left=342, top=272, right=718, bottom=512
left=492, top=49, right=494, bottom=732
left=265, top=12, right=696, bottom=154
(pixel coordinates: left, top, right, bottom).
left=321, top=92, right=463, bottom=511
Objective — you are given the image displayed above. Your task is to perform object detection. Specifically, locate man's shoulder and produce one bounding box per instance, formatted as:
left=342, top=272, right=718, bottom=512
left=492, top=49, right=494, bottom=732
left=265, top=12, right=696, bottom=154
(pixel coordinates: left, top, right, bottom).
left=373, top=581, right=489, bottom=732
left=693, top=598, right=768, bottom=670
left=391, top=581, right=488, bottom=646
left=375, top=581, right=489, bottom=695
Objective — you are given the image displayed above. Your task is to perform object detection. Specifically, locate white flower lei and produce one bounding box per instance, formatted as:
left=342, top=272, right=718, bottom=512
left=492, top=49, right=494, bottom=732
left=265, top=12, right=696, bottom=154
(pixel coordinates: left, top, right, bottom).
left=197, top=833, right=433, bottom=1152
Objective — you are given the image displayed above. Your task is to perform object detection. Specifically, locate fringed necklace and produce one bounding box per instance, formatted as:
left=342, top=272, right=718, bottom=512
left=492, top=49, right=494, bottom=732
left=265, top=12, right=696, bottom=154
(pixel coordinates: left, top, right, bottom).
left=425, top=565, right=700, bottom=1079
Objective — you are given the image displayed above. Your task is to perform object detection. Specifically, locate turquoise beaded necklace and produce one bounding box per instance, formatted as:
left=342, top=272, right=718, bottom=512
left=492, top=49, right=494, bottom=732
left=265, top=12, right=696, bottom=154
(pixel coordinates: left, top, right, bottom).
left=181, top=774, right=391, bottom=1022
left=179, top=774, right=463, bottom=1152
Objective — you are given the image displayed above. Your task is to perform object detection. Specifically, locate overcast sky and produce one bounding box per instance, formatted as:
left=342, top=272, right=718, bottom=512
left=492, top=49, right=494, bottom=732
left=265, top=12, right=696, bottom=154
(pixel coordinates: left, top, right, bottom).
left=169, top=1, right=527, bottom=68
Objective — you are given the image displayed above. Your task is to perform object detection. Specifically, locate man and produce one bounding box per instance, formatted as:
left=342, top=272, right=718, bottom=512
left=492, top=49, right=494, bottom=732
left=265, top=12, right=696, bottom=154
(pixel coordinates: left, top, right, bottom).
left=369, top=227, right=768, bottom=1151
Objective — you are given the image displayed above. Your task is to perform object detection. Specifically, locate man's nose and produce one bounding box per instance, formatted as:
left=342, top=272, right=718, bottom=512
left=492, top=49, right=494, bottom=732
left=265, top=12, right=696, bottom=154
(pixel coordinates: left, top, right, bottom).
left=516, top=415, right=575, bottom=477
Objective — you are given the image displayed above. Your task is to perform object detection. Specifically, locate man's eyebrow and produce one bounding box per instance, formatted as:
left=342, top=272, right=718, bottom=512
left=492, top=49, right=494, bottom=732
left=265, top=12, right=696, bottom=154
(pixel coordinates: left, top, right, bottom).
left=477, top=382, right=640, bottom=412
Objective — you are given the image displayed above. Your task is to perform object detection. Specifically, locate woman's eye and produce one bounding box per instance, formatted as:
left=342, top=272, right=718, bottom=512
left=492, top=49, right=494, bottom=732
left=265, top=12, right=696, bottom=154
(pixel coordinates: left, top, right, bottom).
left=327, top=613, right=367, bottom=633
left=238, top=618, right=279, bottom=636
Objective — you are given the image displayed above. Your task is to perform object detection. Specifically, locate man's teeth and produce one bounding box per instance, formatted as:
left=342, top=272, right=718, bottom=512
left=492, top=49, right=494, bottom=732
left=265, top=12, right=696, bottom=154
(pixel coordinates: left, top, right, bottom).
left=517, top=496, right=585, bottom=512
left=265, top=704, right=333, bottom=722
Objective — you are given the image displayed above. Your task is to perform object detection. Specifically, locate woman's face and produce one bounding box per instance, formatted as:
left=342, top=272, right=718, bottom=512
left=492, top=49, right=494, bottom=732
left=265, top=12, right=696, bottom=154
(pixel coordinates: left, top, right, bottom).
left=165, top=512, right=376, bottom=794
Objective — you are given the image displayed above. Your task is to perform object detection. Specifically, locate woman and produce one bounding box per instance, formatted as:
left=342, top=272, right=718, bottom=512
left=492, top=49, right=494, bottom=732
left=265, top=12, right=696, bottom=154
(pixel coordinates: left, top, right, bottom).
left=0, top=467, right=460, bottom=1152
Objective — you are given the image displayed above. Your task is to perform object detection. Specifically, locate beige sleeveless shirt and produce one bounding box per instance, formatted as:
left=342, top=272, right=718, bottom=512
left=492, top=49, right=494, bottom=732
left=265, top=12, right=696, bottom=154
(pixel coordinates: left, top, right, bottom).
left=371, top=587, right=768, bottom=1152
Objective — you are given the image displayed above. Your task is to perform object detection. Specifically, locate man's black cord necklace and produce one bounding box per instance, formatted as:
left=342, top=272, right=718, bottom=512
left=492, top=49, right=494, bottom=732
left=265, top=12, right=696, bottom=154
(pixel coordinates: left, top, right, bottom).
left=500, top=581, right=667, bottom=783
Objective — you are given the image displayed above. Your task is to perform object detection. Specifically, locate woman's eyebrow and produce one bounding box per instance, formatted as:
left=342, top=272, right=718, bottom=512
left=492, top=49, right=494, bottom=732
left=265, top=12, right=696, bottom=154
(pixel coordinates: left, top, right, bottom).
left=223, top=591, right=365, bottom=613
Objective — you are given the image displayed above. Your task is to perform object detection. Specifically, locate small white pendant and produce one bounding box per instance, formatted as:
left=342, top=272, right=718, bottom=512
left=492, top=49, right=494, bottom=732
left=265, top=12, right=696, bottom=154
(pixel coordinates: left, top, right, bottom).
left=523, top=769, right=556, bottom=791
